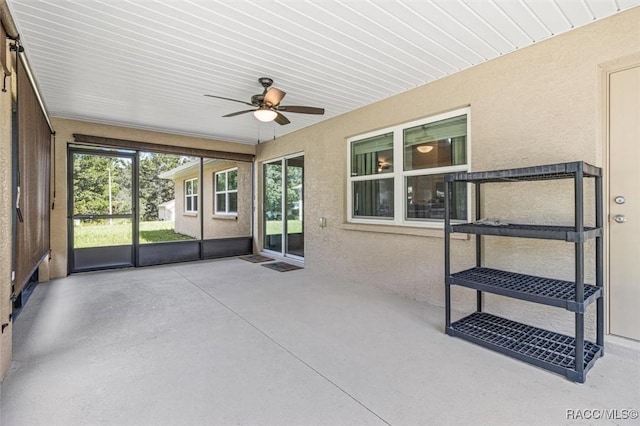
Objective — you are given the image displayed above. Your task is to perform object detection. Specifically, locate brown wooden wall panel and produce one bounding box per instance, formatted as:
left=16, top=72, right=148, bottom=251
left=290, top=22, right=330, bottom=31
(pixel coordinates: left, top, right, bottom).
left=1, top=23, right=7, bottom=76
left=14, top=58, right=51, bottom=295
left=73, top=134, right=254, bottom=163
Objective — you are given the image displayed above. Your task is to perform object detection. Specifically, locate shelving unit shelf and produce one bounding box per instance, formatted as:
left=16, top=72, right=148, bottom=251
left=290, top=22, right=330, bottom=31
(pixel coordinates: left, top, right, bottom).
left=444, top=161, right=604, bottom=383
left=449, top=267, right=602, bottom=313
left=448, top=312, right=602, bottom=383
left=448, top=223, right=601, bottom=242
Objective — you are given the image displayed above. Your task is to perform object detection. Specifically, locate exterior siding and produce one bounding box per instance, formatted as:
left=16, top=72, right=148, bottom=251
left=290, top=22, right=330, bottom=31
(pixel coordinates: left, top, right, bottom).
left=172, top=161, right=252, bottom=240
left=254, top=8, right=640, bottom=337
left=203, top=162, right=252, bottom=239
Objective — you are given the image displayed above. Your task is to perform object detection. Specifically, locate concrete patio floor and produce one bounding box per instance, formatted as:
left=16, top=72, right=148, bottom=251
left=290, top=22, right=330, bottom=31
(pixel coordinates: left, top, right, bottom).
left=1, top=258, right=639, bottom=426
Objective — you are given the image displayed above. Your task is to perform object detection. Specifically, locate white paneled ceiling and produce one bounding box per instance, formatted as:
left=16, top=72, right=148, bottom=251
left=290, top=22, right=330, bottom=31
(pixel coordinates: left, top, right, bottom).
left=6, top=0, right=639, bottom=144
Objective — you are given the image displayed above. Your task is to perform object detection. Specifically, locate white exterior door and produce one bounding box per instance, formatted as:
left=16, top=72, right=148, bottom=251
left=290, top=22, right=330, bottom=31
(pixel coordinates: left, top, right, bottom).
left=609, top=64, right=640, bottom=341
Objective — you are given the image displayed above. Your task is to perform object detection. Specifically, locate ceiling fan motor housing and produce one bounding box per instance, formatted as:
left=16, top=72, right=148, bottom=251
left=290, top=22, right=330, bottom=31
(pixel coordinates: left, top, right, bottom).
left=258, top=77, right=274, bottom=88
left=251, top=94, right=265, bottom=105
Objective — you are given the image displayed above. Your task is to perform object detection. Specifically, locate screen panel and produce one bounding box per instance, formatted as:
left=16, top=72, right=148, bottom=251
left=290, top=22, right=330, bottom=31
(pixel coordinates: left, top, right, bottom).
left=14, top=58, right=51, bottom=295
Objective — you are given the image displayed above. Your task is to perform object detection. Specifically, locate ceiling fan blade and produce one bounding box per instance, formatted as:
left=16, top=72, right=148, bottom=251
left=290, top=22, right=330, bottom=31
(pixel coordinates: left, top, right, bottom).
left=205, top=94, right=254, bottom=107
left=277, top=106, right=325, bottom=115
left=274, top=112, right=290, bottom=125
left=264, top=87, right=286, bottom=107
left=223, top=109, right=255, bottom=118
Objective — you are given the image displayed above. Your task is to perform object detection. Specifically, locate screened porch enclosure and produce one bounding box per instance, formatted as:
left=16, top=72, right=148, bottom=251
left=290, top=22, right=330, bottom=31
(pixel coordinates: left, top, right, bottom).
left=68, top=139, right=254, bottom=272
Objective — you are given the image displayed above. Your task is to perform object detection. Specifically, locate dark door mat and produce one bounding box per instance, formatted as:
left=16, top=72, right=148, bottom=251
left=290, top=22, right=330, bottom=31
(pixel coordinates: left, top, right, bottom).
left=262, top=262, right=303, bottom=272
left=240, top=255, right=274, bottom=263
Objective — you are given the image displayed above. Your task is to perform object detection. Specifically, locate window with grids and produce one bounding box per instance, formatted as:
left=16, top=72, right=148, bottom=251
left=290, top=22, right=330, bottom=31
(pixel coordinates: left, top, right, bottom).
left=348, top=108, right=469, bottom=226
left=185, top=178, right=198, bottom=213
left=215, top=168, right=238, bottom=214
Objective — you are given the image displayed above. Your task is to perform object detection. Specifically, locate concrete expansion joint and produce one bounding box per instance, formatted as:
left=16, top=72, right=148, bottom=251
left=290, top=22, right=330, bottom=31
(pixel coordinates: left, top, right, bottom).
left=173, top=268, right=393, bottom=426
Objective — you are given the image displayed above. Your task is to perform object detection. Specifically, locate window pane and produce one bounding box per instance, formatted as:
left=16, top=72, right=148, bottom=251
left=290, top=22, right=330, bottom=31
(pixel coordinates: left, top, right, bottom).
left=193, top=179, right=198, bottom=193
left=186, top=197, right=192, bottom=212
left=186, top=180, right=193, bottom=195
left=229, top=192, right=238, bottom=213
left=351, top=132, right=393, bottom=177
left=406, top=174, right=466, bottom=220
left=193, top=195, right=198, bottom=211
left=216, top=173, right=226, bottom=192
left=216, top=193, right=226, bottom=212
left=352, top=179, right=394, bottom=218
left=404, top=115, right=467, bottom=171
left=228, top=169, right=238, bottom=191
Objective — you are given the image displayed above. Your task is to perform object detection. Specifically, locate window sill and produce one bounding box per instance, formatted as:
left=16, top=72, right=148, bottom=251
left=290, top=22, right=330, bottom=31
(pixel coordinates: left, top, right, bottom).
left=212, top=214, right=237, bottom=220
left=341, top=222, right=469, bottom=239
left=183, top=212, right=198, bottom=217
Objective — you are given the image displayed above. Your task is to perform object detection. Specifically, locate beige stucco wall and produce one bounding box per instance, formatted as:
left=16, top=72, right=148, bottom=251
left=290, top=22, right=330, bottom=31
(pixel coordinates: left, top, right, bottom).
left=0, top=33, right=14, bottom=379
left=173, top=176, right=200, bottom=239
left=167, top=161, right=252, bottom=240
left=50, top=118, right=255, bottom=279
left=203, top=161, right=252, bottom=239
left=256, top=8, right=640, bottom=337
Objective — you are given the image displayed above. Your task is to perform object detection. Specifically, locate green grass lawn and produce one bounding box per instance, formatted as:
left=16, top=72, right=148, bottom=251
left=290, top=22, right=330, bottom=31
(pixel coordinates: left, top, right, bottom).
left=265, top=220, right=302, bottom=235
left=74, top=220, right=193, bottom=248
left=74, top=219, right=304, bottom=248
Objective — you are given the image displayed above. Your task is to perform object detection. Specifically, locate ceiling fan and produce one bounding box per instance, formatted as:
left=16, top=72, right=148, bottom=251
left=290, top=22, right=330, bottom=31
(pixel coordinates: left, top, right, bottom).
left=205, top=77, right=325, bottom=125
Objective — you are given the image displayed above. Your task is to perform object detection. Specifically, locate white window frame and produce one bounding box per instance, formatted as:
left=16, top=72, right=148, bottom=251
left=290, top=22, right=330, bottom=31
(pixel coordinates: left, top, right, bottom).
left=214, top=168, right=238, bottom=215
left=347, top=107, right=471, bottom=228
left=184, top=177, right=198, bottom=213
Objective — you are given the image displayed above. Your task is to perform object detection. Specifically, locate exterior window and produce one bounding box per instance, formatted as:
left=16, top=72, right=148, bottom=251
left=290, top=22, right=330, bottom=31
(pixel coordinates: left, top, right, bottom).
left=348, top=108, right=469, bottom=226
left=350, top=133, right=394, bottom=219
left=185, top=178, right=198, bottom=213
left=215, top=168, right=238, bottom=214
left=404, top=114, right=468, bottom=221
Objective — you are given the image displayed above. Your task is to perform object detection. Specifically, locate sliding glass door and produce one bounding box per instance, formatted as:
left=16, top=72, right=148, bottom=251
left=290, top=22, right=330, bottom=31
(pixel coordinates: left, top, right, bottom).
left=263, top=155, right=304, bottom=259
left=285, top=156, right=304, bottom=257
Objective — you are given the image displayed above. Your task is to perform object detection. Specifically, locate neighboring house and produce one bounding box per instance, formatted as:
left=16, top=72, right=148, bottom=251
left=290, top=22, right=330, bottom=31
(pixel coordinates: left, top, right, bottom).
left=158, top=159, right=251, bottom=240
left=157, top=199, right=175, bottom=221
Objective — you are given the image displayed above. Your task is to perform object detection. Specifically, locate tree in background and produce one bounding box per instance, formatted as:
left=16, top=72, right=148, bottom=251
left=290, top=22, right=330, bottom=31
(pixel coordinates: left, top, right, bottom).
left=286, top=165, right=302, bottom=220
left=73, top=152, right=195, bottom=221
left=264, top=161, right=303, bottom=221
left=138, top=153, right=187, bottom=221
left=264, top=162, right=283, bottom=220
left=72, top=154, right=132, bottom=216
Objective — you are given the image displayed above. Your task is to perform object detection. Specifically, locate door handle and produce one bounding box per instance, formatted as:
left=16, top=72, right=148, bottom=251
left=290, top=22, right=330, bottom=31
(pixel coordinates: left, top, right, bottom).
left=614, top=214, right=627, bottom=224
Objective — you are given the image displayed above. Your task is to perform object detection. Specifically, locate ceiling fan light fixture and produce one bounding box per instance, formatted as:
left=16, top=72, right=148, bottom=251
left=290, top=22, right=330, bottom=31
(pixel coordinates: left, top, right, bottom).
left=416, top=145, right=434, bottom=153
left=206, top=78, right=323, bottom=126
left=254, top=108, right=278, bottom=122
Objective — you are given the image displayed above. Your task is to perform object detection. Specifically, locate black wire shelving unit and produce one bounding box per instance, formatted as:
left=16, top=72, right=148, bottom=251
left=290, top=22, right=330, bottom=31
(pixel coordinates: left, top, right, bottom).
left=444, top=161, right=604, bottom=383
